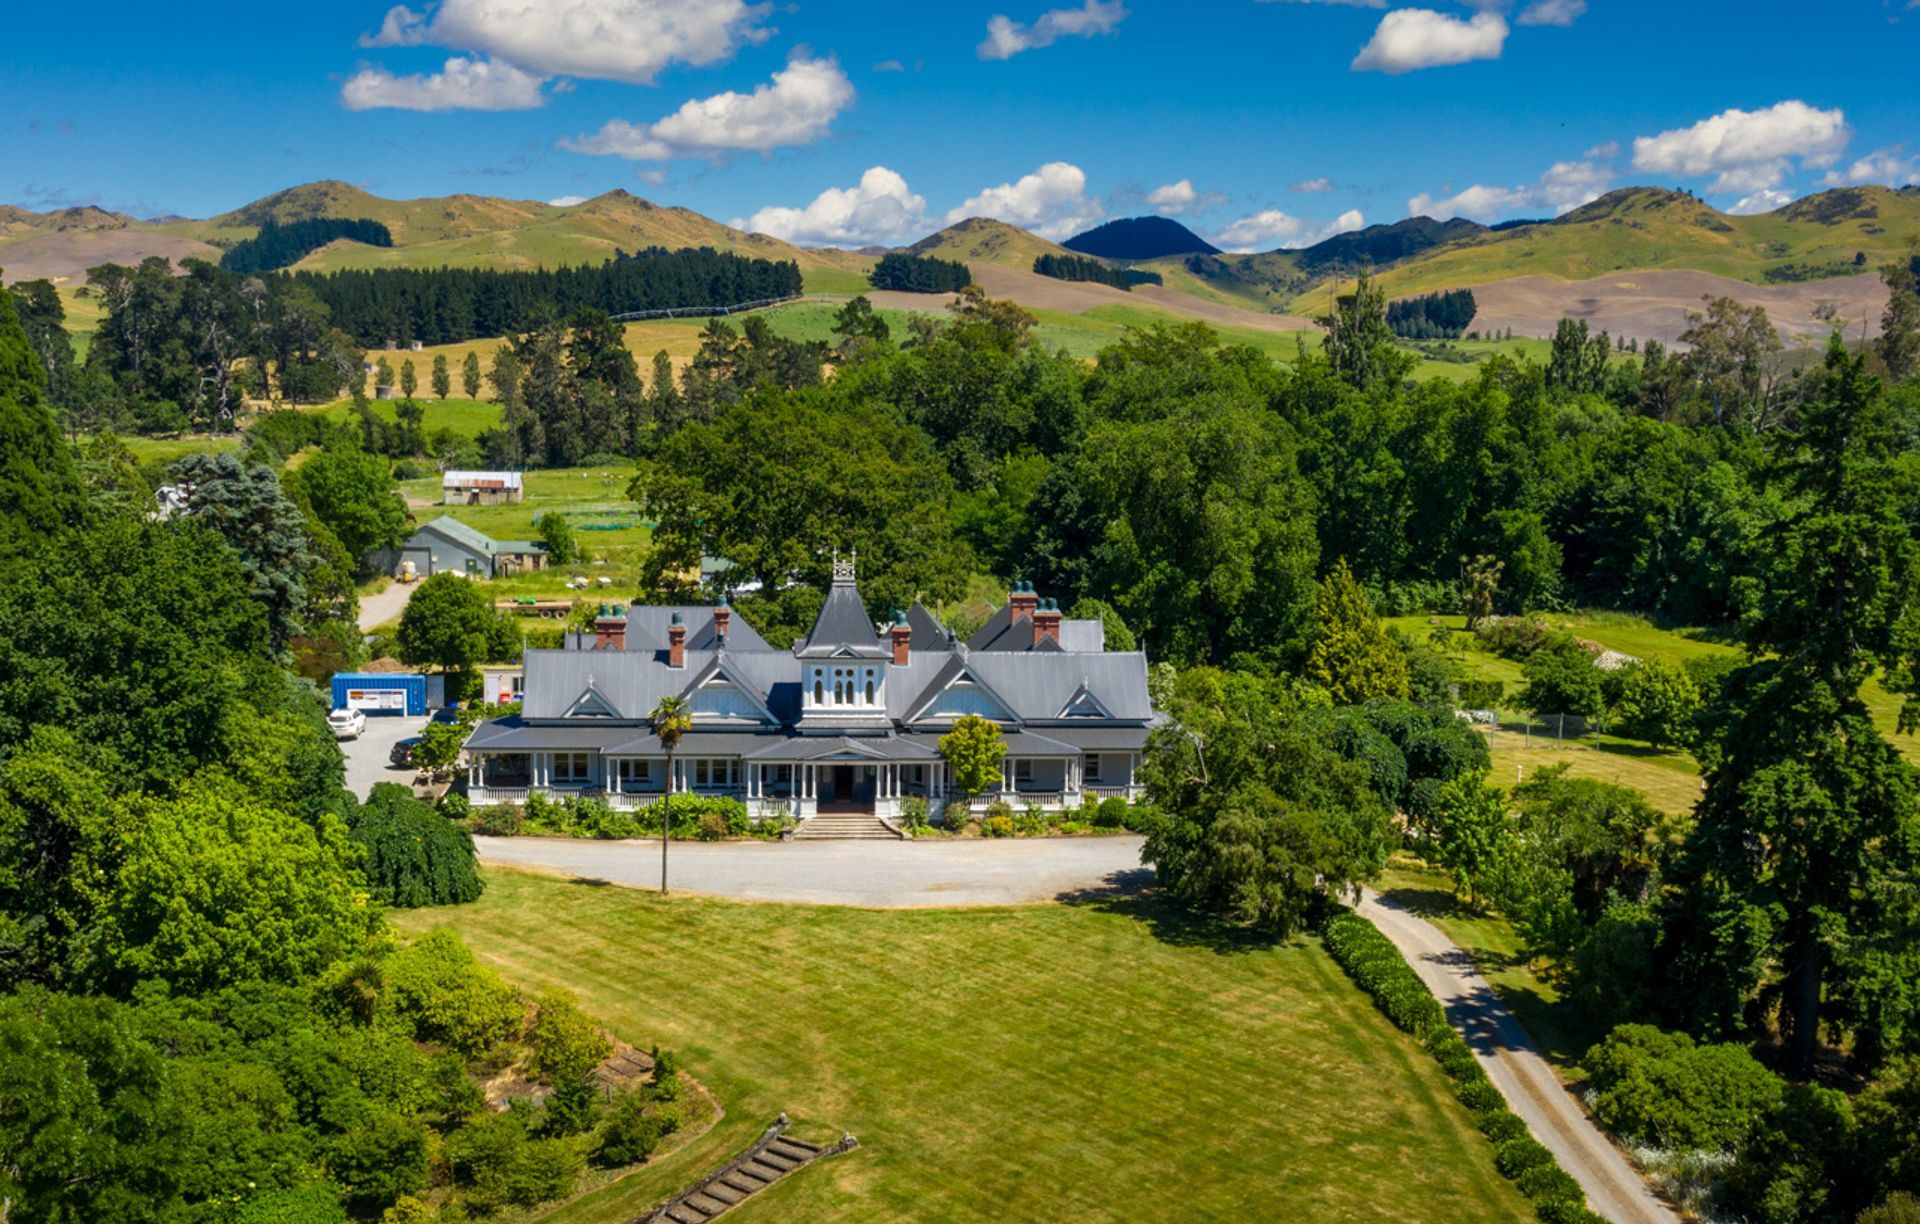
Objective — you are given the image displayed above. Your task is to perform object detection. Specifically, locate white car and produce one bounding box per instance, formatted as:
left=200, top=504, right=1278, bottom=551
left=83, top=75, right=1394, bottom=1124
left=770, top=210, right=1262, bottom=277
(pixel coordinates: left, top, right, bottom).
left=328, top=708, right=368, bottom=740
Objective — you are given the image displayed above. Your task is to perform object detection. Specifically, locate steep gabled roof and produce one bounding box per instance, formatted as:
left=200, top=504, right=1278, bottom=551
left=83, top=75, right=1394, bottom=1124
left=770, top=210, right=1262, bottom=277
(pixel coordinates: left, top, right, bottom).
left=904, top=654, right=1020, bottom=724
left=966, top=603, right=1105, bottom=652
left=906, top=601, right=952, bottom=653
left=679, top=655, right=779, bottom=724
left=798, top=576, right=887, bottom=657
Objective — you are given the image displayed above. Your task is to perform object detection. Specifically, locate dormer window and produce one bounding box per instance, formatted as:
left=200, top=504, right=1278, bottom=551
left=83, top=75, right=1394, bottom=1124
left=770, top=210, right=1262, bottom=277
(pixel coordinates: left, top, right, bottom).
left=805, top=662, right=883, bottom=714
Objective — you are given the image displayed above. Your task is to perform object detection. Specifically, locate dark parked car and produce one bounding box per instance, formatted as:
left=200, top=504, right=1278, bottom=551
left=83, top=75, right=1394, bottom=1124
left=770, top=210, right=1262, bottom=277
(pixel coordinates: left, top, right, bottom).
left=391, top=736, right=424, bottom=768
left=427, top=706, right=463, bottom=727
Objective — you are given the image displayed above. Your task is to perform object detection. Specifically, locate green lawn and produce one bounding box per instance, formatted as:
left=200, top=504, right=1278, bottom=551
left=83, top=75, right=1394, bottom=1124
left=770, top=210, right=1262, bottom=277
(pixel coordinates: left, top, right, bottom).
left=321, top=396, right=503, bottom=440
left=397, top=870, right=1536, bottom=1223
left=120, top=433, right=241, bottom=465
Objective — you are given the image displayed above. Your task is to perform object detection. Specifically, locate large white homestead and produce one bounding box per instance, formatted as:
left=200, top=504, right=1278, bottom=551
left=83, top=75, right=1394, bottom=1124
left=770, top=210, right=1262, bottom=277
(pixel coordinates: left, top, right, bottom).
left=463, top=560, right=1156, bottom=825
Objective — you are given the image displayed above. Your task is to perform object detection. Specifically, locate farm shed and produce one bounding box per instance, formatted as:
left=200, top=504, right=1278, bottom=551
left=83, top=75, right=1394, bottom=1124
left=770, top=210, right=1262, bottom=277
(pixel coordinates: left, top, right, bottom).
left=330, top=672, right=428, bottom=716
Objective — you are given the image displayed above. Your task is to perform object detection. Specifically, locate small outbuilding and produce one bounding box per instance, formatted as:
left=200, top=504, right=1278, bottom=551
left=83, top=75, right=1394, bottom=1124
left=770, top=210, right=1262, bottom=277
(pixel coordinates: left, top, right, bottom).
left=331, top=672, right=429, bottom=716
left=370, top=516, right=547, bottom=580
left=443, top=470, right=524, bottom=505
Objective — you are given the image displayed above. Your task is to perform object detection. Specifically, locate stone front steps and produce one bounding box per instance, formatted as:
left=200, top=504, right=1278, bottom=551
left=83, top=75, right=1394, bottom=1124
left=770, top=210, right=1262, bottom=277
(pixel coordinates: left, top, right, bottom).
left=637, top=1115, right=857, bottom=1223
left=792, top=813, right=902, bottom=841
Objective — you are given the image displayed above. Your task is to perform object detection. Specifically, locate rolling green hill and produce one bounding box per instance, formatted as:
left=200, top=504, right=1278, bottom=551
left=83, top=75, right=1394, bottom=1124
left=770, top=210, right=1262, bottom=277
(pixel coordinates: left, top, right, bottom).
left=1284, top=186, right=1920, bottom=309
left=905, top=217, right=1077, bottom=270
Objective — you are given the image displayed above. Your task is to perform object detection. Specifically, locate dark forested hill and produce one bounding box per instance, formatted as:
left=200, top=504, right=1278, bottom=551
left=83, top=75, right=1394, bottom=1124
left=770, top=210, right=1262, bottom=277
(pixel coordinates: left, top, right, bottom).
left=1064, top=217, right=1220, bottom=260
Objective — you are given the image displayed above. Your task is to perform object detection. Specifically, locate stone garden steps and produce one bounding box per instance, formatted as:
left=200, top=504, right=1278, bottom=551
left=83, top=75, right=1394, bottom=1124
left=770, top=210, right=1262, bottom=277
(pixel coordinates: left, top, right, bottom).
left=792, top=813, right=902, bottom=840
left=636, top=1115, right=857, bottom=1223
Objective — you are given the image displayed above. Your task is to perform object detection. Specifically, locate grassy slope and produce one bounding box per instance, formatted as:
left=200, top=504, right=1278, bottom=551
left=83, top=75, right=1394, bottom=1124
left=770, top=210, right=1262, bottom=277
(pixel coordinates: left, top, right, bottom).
left=905, top=217, right=1076, bottom=270
left=1294, top=187, right=1920, bottom=309
left=398, top=870, right=1535, bottom=1223
left=321, top=396, right=501, bottom=440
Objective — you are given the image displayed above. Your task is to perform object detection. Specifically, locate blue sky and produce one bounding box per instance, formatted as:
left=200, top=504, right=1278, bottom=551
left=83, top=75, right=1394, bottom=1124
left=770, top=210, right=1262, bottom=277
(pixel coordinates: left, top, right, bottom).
left=3, top=1, right=1917, bottom=250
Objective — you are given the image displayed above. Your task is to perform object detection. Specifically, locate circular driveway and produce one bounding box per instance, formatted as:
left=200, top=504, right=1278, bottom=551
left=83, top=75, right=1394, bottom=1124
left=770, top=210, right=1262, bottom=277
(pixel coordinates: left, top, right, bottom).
left=475, top=834, right=1150, bottom=907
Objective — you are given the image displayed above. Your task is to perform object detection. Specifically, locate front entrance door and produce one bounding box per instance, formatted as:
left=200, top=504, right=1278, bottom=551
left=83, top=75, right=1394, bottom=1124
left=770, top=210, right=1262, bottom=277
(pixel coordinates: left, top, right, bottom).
left=832, top=765, right=854, bottom=802
left=821, top=763, right=872, bottom=812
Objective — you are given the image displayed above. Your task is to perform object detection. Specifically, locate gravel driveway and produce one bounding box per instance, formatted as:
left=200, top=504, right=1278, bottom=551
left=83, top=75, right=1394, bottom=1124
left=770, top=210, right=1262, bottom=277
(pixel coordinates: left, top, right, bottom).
left=1358, top=889, right=1679, bottom=1224
left=475, top=834, right=1151, bottom=908
left=339, top=713, right=430, bottom=799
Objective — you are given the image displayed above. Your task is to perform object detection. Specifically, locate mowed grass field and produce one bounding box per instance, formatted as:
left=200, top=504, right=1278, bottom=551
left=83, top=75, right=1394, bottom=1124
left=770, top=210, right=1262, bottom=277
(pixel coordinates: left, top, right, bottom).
left=1385, top=610, right=1920, bottom=811
left=397, top=870, right=1536, bottom=1223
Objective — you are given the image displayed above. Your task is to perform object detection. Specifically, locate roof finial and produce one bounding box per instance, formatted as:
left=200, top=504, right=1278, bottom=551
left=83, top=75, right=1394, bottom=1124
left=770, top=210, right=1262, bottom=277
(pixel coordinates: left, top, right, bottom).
left=832, top=546, right=856, bottom=584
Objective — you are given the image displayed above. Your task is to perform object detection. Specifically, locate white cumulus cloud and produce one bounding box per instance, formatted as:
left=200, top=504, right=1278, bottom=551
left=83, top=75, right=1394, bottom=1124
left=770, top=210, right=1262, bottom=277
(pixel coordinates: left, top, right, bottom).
left=341, top=56, right=547, bottom=112
left=358, top=0, right=771, bottom=85
left=741, top=166, right=928, bottom=247
left=1728, top=189, right=1793, bottom=215
left=1352, top=9, right=1507, bottom=74
left=1516, top=0, right=1586, bottom=27
left=1258, top=0, right=1387, bottom=7
left=562, top=56, right=853, bottom=160
left=1291, top=177, right=1337, bottom=194
left=1144, top=179, right=1226, bottom=215
left=549, top=195, right=589, bottom=207
left=946, top=161, right=1104, bottom=240
left=1407, top=156, right=1613, bottom=221
left=1211, top=207, right=1365, bottom=253
left=1821, top=147, right=1920, bottom=188
left=1631, top=100, right=1851, bottom=194
left=979, top=0, right=1128, bottom=60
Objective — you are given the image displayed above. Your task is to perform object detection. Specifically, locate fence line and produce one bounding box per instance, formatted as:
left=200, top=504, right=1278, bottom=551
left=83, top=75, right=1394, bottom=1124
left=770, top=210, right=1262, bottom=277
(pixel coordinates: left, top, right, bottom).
left=608, top=294, right=802, bottom=323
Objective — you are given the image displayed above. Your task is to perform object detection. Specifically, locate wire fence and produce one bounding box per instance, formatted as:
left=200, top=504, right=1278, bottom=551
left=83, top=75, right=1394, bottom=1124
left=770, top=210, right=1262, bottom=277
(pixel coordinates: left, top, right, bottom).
left=608, top=294, right=803, bottom=323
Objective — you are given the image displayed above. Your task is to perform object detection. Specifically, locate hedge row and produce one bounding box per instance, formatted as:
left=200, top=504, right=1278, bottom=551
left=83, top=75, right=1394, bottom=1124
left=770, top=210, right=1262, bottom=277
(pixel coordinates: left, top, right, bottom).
left=1319, top=909, right=1606, bottom=1224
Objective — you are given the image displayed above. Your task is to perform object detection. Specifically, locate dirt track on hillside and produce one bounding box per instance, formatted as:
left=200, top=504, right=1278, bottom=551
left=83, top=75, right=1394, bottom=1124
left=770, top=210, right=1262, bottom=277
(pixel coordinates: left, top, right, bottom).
left=1469, top=269, right=1887, bottom=347
left=0, top=229, right=220, bottom=283
left=867, top=262, right=1317, bottom=335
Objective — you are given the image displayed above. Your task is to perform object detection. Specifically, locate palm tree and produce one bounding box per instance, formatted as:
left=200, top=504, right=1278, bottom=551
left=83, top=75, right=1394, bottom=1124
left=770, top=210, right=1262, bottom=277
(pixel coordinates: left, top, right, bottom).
left=650, top=694, right=692, bottom=895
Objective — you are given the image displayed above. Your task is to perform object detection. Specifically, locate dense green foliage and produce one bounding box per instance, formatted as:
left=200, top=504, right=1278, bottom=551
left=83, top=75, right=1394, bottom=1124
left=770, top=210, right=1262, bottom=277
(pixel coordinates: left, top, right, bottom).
left=0, top=283, right=84, bottom=553
left=397, top=572, right=523, bottom=686
left=1139, top=669, right=1394, bottom=935
left=1032, top=252, right=1133, bottom=291
left=281, top=246, right=801, bottom=346
left=868, top=252, right=971, bottom=293
left=939, top=715, right=1006, bottom=798
left=287, top=445, right=408, bottom=568
left=1061, top=215, right=1219, bottom=260
left=1307, top=559, right=1410, bottom=704
left=1386, top=288, right=1477, bottom=339
left=219, top=217, right=394, bottom=275
left=349, top=783, right=484, bottom=908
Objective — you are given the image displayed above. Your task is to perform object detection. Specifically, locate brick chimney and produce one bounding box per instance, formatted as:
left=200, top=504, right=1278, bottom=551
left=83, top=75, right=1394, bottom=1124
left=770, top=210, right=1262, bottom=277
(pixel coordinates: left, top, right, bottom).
left=667, top=611, right=686, bottom=668
left=713, top=594, right=731, bottom=646
left=890, top=610, right=912, bottom=666
left=1032, top=597, right=1062, bottom=649
left=593, top=603, right=628, bottom=651
left=1009, top=580, right=1039, bottom=623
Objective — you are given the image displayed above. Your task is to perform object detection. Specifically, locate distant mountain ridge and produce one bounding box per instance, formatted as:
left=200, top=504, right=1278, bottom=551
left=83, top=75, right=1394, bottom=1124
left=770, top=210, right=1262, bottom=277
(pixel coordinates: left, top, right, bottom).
left=1063, top=216, right=1219, bottom=260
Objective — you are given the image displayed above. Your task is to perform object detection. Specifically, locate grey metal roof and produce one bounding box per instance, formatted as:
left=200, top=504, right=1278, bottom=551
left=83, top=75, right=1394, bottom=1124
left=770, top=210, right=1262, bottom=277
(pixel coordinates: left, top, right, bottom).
left=999, top=730, right=1081, bottom=756
left=411, top=515, right=535, bottom=559
left=908, top=651, right=1153, bottom=724
left=1024, top=724, right=1152, bottom=751
left=965, top=602, right=1104, bottom=653
left=618, top=605, right=772, bottom=653
left=798, top=578, right=888, bottom=657
left=465, top=718, right=636, bottom=752
left=744, top=735, right=939, bottom=762
left=604, top=730, right=785, bottom=756
left=906, top=601, right=953, bottom=652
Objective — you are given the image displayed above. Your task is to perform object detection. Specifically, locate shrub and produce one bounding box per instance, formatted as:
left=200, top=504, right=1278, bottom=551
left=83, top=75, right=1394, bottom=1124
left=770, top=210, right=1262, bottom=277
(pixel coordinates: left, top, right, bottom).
left=474, top=804, right=524, bottom=836
left=899, top=795, right=930, bottom=831
left=1495, top=1137, right=1555, bottom=1179
left=1015, top=804, right=1049, bottom=836
left=1457, top=1079, right=1505, bottom=1113
left=1533, top=1202, right=1608, bottom=1224
left=440, top=792, right=471, bottom=820
left=326, top=1112, right=430, bottom=1216
left=1094, top=797, right=1129, bottom=829
left=1515, top=1164, right=1584, bottom=1204
left=530, top=990, right=610, bottom=1087
left=1476, top=616, right=1552, bottom=659
left=523, top=790, right=567, bottom=833
left=697, top=809, right=730, bottom=841
left=446, top=1111, right=583, bottom=1212
left=385, top=930, right=522, bottom=1057
left=350, top=782, right=484, bottom=907
left=1584, top=1023, right=1784, bottom=1151
left=753, top=809, right=798, bottom=839
left=984, top=814, right=1015, bottom=838
left=593, top=1090, right=669, bottom=1167
left=1478, top=1110, right=1530, bottom=1145
left=1861, top=1194, right=1920, bottom=1224
left=941, top=801, right=974, bottom=833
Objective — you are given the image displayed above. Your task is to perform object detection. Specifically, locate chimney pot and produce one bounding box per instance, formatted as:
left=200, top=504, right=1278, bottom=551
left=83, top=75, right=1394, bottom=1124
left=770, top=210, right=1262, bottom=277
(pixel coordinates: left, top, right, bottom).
left=594, top=602, right=628, bottom=651
left=1009, top=580, right=1039, bottom=622
left=713, top=601, right=731, bottom=644
left=1032, top=597, right=1062, bottom=649
left=890, top=611, right=912, bottom=666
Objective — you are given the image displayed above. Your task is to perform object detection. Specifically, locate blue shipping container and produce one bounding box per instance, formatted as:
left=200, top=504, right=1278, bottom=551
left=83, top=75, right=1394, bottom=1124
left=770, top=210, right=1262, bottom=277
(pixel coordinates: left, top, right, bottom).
left=330, top=672, right=428, bottom=716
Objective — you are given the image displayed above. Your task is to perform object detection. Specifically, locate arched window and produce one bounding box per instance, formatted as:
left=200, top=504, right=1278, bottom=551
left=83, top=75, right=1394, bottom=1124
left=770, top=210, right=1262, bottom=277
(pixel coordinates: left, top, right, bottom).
left=865, top=676, right=875, bottom=704
left=814, top=677, right=824, bottom=705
